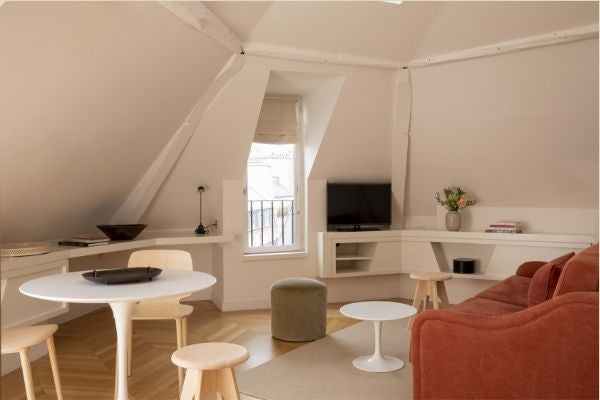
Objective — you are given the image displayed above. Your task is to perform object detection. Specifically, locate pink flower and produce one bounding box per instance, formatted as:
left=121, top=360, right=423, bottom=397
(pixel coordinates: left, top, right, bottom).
left=457, top=198, right=468, bottom=208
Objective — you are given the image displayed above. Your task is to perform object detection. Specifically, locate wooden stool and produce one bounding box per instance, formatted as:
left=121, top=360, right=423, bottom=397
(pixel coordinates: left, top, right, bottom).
left=407, top=271, right=452, bottom=329
left=171, top=342, right=249, bottom=400
left=1, top=325, right=64, bottom=400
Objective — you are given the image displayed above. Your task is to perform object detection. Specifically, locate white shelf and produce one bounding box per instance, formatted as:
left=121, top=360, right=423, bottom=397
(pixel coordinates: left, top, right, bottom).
left=399, top=230, right=594, bottom=248
left=449, top=272, right=510, bottom=281
left=336, top=254, right=372, bottom=261
left=318, top=230, right=594, bottom=279
left=337, top=270, right=510, bottom=281
left=334, top=267, right=403, bottom=277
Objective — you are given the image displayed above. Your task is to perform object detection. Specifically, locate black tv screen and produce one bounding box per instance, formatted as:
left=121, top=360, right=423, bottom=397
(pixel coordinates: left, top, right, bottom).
left=327, top=183, right=391, bottom=228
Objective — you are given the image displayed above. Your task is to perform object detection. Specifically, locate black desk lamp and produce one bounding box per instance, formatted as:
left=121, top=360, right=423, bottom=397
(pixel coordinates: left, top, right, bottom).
left=195, top=186, right=207, bottom=235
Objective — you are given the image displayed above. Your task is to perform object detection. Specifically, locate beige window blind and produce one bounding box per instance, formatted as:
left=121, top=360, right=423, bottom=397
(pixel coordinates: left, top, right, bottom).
left=254, top=97, right=297, bottom=144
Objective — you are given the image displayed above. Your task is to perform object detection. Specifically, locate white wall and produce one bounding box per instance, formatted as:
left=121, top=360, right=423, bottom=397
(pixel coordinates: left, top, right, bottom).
left=143, top=55, right=400, bottom=309
left=143, top=55, right=396, bottom=230
left=141, top=56, right=272, bottom=230
left=405, top=38, right=599, bottom=218
left=143, top=37, right=598, bottom=309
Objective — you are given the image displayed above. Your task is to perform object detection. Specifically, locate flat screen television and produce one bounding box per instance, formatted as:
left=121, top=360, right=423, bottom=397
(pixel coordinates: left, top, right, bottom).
left=327, top=183, right=391, bottom=230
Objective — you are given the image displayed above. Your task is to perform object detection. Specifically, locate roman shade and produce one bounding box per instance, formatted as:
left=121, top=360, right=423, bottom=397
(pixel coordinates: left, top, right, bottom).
left=254, top=97, right=298, bottom=144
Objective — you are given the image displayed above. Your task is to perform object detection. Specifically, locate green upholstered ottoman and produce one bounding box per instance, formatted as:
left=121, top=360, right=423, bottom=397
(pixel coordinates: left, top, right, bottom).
left=271, top=277, right=327, bottom=342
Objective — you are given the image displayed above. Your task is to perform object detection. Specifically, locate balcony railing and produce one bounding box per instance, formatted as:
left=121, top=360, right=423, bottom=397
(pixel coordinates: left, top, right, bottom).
left=248, top=200, right=294, bottom=247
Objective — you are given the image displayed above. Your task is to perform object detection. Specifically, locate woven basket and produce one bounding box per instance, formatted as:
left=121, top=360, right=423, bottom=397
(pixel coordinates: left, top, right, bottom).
left=1, top=242, right=50, bottom=257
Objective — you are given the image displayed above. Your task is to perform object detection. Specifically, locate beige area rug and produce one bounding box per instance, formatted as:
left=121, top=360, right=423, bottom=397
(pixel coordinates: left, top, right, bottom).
left=238, top=319, right=413, bottom=400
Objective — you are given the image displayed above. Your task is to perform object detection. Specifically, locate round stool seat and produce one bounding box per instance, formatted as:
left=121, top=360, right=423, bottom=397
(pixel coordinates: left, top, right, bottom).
left=1, top=324, right=58, bottom=354
left=171, top=343, right=249, bottom=371
left=409, top=271, right=452, bottom=281
left=408, top=271, right=452, bottom=330
left=272, top=277, right=327, bottom=291
left=271, top=277, right=327, bottom=342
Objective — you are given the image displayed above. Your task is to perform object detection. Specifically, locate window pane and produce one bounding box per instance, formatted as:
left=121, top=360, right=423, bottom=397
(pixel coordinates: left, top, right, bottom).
left=247, top=143, right=295, bottom=248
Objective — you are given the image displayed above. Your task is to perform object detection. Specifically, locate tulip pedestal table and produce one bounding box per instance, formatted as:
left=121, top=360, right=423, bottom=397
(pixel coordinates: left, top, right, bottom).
left=20, top=269, right=216, bottom=400
left=340, top=301, right=417, bottom=372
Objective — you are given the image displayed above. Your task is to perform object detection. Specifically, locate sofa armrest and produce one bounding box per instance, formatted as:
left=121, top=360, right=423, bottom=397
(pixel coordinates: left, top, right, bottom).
left=515, top=260, right=546, bottom=277
left=411, top=292, right=598, bottom=399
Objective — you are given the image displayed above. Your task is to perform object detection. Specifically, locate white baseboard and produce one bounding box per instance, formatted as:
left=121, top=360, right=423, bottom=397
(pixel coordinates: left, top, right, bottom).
left=219, top=299, right=271, bottom=312
left=182, top=291, right=212, bottom=302
left=211, top=291, right=224, bottom=310
left=49, top=303, right=106, bottom=325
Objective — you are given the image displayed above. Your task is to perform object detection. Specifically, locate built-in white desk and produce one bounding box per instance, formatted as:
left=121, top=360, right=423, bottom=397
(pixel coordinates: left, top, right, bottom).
left=1, top=231, right=235, bottom=272
left=1, top=231, right=235, bottom=328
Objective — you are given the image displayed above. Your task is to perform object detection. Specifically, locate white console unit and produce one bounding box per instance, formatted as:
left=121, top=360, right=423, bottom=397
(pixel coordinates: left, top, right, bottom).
left=318, top=230, right=594, bottom=279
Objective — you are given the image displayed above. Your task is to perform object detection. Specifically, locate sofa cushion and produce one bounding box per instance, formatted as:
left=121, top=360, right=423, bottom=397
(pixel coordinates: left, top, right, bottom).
left=515, top=261, right=547, bottom=278
left=528, top=252, right=574, bottom=307
left=475, top=275, right=531, bottom=307
left=449, top=297, right=526, bottom=316
left=554, top=244, right=599, bottom=297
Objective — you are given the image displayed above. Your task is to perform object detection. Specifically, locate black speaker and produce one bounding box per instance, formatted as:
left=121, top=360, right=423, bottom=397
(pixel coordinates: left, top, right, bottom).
left=453, top=258, right=475, bottom=274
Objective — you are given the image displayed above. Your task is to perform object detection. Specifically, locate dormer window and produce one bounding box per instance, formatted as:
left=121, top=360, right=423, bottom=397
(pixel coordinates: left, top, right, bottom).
left=244, top=96, right=304, bottom=253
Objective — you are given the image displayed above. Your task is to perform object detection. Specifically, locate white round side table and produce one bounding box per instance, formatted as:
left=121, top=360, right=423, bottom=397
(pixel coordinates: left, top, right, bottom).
left=339, top=301, right=416, bottom=373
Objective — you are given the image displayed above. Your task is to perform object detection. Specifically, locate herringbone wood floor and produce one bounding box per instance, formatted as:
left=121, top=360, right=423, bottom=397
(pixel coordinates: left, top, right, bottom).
left=1, top=300, right=365, bottom=400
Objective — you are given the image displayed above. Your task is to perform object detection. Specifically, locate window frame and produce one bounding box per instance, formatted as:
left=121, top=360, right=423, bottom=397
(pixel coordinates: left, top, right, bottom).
left=243, top=99, right=304, bottom=255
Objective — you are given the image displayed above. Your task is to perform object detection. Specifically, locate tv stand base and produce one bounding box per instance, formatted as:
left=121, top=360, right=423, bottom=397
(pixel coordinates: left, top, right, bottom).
left=335, top=225, right=383, bottom=232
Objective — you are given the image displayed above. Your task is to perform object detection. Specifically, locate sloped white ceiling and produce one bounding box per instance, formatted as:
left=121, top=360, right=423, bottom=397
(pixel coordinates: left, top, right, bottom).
left=0, top=2, right=231, bottom=242
left=222, top=1, right=597, bottom=63
left=203, top=1, right=273, bottom=40
left=414, top=1, right=599, bottom=58
left=244, top=1, right=444, bottom=63
left=266, top=70, right=341, bottom=95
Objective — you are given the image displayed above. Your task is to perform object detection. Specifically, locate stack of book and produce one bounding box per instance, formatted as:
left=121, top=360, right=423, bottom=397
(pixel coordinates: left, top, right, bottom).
left=484, top=222, right=523, bottom=234
left=58, top=234, right=110, bottom=247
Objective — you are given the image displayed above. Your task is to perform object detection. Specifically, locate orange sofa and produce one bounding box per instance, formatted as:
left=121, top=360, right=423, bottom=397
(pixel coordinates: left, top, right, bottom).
left=410, top=244, right=599, bottom=399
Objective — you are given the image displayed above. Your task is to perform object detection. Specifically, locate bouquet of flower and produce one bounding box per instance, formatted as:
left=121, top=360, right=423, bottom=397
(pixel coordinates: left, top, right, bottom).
left=435, top=186, right=476, bottom=212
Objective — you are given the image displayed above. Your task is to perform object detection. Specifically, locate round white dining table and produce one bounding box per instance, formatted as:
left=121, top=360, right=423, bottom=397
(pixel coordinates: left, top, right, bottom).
left=20, top=269, right=217, bottom=400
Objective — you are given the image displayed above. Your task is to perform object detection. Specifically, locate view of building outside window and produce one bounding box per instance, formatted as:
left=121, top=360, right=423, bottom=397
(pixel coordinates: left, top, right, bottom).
left=247, top=143, right=296, bottom=248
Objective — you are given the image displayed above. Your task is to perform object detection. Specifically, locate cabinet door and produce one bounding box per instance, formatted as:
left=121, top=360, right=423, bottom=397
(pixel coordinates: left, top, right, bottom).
left=1, top=260, right=68, bottom=328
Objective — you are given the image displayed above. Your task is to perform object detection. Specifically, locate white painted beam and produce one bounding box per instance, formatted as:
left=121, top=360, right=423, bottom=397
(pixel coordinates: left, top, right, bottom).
left=243, top=24, right=597, bottom=70
left=242, top=42, right=405, bottom=70
left=109, top=54, right=245, bottom=224
left=158, top=1, right=242, bottom=54
left=409, top=24, right=598, bottom=68
left=391, top=69, right=411, bottom=229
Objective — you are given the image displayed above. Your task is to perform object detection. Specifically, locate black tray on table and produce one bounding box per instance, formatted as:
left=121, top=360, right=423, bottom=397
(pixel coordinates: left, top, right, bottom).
left=82, top=267, right=162, bottom=284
